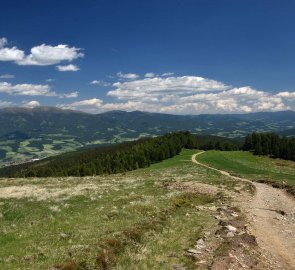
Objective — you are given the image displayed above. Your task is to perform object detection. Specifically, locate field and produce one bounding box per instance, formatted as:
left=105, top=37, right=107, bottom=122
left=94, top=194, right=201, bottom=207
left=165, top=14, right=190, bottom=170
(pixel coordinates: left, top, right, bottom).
left=197, top=151, right=295, bottom=191
left=0, top=149, right=248, bottom=270
left=0, top=136, right=84, bottom=166
left=0, top=133, right=152, bottom=166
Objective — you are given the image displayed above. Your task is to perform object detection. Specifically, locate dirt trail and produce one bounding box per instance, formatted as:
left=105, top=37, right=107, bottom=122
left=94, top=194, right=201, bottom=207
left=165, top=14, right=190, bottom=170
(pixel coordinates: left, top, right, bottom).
left=192, top=152, right=295, bottom=270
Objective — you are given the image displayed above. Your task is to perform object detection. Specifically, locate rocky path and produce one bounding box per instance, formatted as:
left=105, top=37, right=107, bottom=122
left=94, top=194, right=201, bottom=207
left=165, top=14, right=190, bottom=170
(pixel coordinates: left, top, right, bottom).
left=192, top=152, right=295, bottom=270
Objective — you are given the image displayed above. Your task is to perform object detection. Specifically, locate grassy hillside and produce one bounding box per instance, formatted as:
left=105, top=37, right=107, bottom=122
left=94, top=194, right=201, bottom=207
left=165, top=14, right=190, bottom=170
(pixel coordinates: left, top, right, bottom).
left=0, top=150, right=245, bottom=270
left=197, top=151, right=295, bottom=194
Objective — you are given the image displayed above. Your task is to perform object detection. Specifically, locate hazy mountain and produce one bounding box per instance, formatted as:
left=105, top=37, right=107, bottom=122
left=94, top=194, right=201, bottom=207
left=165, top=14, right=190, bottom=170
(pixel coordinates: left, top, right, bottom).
left=0, top=107, right=294, bottom=164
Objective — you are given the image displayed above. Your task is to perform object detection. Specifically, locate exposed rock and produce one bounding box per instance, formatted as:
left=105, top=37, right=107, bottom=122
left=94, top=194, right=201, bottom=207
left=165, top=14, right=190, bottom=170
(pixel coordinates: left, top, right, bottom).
left=226, top=231, right=235, bottom=238
left=195, top=238, right=206, bottom=250
left=226, top=225, right=237, bottom=233
left=187, top=249, right=202, bottom=255
left=197, top=238, right=205, bottom=246
left=60, top=232, right=70, bottom=239
left=217, top=206, right=228, bottom=212
left=208, top=206, right=218, bottom=211
left=219, top=219, right=228, bottom=226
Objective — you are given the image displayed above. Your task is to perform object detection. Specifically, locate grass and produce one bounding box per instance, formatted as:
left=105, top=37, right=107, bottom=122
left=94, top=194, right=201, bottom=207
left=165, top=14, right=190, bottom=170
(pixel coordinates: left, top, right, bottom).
left=0, top=148, right=292, bottom=268
left=0, top=149, right=241, bottom=270
left=0, top=149, right=257, bottom=269
left=197, top=151, right=295, bottom=195
left=147, top=149, right=198, bottom=170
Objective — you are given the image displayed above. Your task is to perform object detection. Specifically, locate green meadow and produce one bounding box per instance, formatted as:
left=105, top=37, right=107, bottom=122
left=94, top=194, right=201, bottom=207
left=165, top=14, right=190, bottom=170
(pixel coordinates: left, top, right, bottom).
left=197, top=151, right=295, bottom=190
left=0, top=149, right=244, bottom=270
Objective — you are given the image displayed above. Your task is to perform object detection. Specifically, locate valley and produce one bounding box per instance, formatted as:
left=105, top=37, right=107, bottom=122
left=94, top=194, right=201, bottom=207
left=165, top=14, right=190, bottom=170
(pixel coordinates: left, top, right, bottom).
left=0, top=108, right=294, bottom=165
left=2, top=1, right=295, bottom=269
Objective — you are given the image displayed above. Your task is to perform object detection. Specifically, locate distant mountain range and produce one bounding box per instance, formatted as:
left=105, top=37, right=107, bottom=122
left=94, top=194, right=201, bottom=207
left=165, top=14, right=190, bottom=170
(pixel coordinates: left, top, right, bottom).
left=0, top=107, right=294, bottom=164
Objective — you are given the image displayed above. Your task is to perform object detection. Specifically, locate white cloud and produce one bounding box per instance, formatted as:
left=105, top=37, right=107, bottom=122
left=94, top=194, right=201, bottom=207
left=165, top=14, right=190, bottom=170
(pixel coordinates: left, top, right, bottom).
left=22, top=100, right=40, bottom=108
left=53, top=75, right=295, bottom=114
left=56, top=64, right=79, bottom=71
left=0, top=46, right=25, bottom=61
left=0, top=100, right=14, bottom=108
left=276, top=91, right=295, bottom=99
left=58, top=98, right=102, bottom=113
left=61, top=91, right=79, bottom=98
left=71, top=98, right=103, bottom=107
left=144, top=72, right=174, bottom=78
left=144, top=72, right=155, bottom=78
left=117, top=72, right=139, bottom=80
left=0, top=38, right=83, bottom=66
left=0, top=38, right=24, bottom=62
left=0, top=74, right=15, bottom=79
left=0, top=37, right=7, bottom=48
left=161, top=72, right=174, bottom=77
left=176, top=86, right=288, bottom=114
left=0, top=81, right=78, bottom=98
left=108, top=76, right=229, bottom=101
left=0, top=82, right=56, bottom=96
left=17, top=44, right=83, bottom=66
left=89, top=80, right=100, bottom=85
left=89, top=80, right=111, bottom=86
left=46, top=78, right=55, bottom=82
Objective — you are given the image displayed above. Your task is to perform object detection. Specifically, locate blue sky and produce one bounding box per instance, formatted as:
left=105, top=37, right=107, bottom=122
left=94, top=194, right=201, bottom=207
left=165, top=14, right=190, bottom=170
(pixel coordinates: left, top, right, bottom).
left=0, top=0, right=295, bottom=114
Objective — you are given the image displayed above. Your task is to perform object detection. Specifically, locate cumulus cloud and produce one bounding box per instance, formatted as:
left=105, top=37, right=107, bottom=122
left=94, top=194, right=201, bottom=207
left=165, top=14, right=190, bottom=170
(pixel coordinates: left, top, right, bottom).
left=60, top=75, right=295, bottom=114
left=0, top=38, right=23, bottom=62
left=173, top=87, right=287, bottom=114
left=0, top=74, right=15, bottom=79
left=70, top=98, right=103, bottom=106
left=144, top=72, right=155, bottom=78
left=0, top=46, right=25, bottom=61
left=22, top=100, right=40, bottom=108
left=0, top=82, right=55, bottom=96
left=161, top=72, right=174, bottom=77
left=0, top=100, right=14, bottom=108
left=0, top=38, right=83, bottom=66
left=58, top=99, right=146, bottom=114
left=58, top=98, right=102, bottom=113
left=276, top=91, right=295, bottom=99
left=108, top=76, right=229, bottom=100
left=17, top=44, right=83, bottom=66
left=89, top=80, right=111, bottom=86
left=56, top=64, right=79, bottom=71
left=61, top=91, right=79, bottom=98
left=0, top=81, right=79, bottom=98
left=117, top=72, right=139, bottom=80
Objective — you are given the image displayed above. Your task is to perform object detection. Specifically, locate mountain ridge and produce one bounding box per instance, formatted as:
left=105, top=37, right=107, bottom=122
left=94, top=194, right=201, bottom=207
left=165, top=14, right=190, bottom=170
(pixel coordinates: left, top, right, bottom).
left=0, top=107, right=294, bottom=164
left=2, top=106, right=294, bottom=117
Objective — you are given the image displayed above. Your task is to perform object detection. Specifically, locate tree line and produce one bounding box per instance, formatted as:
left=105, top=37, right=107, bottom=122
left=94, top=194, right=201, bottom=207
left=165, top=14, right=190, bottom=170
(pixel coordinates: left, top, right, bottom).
left=0, top=132, right=196, bottom=177
left=0, top=132, right=240, bottom=178
left=243, top=132, right=295, bottom=161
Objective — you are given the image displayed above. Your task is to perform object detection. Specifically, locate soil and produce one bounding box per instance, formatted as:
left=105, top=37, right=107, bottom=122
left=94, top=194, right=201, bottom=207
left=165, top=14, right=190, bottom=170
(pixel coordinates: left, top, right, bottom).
left=192, top=152, right=295, bottom=270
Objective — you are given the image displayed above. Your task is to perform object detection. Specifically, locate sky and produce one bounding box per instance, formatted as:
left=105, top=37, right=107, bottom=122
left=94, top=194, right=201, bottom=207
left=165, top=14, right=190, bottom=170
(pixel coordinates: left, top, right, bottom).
left=0, top=0, right=295, bottom=114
